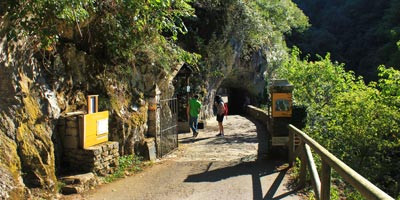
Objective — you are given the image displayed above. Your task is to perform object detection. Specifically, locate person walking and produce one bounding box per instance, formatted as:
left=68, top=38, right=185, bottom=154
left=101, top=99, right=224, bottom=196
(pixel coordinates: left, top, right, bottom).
left=187, top=94, right=202, bottom=138
left=214, top=95, right=226, bottom=136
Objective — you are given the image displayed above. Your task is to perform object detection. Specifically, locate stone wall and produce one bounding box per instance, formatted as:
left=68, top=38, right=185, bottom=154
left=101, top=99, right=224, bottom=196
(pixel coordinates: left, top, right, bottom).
left=58, top=115, right=119, bottom=176
left=245, top=105, right=292, bottom=137
left=245, top=105, right=270, bottom=127
left=58, top=114, right=82, bottom=150
left=63, top=142, right=119, bottom=176
left=246, top=105, right=293, bottom=159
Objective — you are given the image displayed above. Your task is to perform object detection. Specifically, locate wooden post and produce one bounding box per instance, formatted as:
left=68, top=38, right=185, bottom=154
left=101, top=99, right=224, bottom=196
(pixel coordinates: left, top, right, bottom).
left=298, top=142, right=307, bottom=189
left=288, top=124, right=394, bottom=200
left=321, top=160, right=331, bottom=200
left=288, top=129, right=295, bottom=167
left=87, top=95, right=98, bottom=114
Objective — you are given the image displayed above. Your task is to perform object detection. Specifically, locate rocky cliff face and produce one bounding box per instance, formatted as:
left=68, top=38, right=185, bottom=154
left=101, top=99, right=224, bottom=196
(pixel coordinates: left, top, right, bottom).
left=0, top=35, right=58, bottom=198
left=179, top=2, right=288, bottom=117
left=200, top=44, right=268, bottom=117
left=0, top=27, right=174, bottom=199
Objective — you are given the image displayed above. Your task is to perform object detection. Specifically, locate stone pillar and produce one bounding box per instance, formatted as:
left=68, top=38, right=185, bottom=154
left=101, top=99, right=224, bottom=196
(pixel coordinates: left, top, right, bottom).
left=61, top=113, right=83, bottom=150
left=147, top=85, right=161, bottom=157
left=59, top=113, right=120, bottom=175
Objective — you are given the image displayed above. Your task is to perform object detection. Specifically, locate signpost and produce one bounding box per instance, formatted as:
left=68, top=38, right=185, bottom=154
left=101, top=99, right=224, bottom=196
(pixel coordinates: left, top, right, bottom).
left=268, top=80, right=294, bottom=158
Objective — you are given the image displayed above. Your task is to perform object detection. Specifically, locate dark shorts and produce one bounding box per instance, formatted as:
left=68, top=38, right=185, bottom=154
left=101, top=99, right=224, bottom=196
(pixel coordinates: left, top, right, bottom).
left=217, top=114, right=224, bottom=122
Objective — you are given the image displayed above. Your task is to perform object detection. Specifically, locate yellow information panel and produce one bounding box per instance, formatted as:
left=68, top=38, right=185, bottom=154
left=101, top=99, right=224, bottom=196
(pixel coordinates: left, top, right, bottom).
left=272, top=93, right=292, bottom=117
left=81, top=111, right=109, bottom=149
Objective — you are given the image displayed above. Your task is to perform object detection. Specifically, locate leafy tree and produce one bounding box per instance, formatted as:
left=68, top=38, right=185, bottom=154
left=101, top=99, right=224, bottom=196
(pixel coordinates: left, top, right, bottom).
left=180, top=0, right=309, bottom=84
left=4, top=0, right=198, bottom=70
left=277, top=48, right=400, bottom=198
left=5, top=0, right=96, bottom=48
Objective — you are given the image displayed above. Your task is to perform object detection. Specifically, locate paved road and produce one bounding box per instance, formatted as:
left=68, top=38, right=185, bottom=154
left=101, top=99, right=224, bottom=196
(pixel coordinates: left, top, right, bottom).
left=82, top=115, right=302, bottom=200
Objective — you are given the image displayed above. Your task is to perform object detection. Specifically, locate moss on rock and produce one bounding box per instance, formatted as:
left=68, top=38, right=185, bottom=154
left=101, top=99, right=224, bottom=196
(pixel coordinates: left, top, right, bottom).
left=0, top=132, right=25, bottom=199
left=14, top=73, right=56, bottom=192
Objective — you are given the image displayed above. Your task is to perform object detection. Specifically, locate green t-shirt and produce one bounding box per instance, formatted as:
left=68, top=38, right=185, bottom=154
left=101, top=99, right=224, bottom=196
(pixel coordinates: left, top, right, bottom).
left=189, top=98, right=202, bottom=117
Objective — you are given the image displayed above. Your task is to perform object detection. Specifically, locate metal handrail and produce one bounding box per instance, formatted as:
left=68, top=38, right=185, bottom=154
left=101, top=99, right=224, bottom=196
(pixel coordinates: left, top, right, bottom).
left=288, top=124, right=394, bottom=200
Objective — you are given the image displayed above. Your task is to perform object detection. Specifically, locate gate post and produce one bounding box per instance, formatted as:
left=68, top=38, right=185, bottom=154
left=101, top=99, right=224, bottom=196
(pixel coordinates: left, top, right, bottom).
left=147, top=85, right=161, bottom=157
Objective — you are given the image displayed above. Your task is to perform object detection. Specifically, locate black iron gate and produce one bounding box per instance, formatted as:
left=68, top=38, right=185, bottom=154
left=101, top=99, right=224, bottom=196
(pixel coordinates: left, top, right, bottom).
left=159, top=97, right=178, bottom=157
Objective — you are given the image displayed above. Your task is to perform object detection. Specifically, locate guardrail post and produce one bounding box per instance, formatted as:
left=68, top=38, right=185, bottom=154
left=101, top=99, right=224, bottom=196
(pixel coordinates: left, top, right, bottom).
left=321, top=160, right=331, bottom=200
left=298, top=142, right=307, bottom=189
left=288, top=124, right=394, bottom=200
left=288, top=129, right=295, bottom=167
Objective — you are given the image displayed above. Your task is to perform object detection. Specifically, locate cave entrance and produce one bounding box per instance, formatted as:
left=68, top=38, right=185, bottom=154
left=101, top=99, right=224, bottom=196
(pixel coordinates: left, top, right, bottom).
left=228, top=88, right=250, bottom=115
left=217, top=87, right=252, bottom=115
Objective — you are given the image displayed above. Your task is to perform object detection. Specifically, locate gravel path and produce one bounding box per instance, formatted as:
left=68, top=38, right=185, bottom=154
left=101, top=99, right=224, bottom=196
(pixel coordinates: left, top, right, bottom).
left=69, top=115, right=302, bottom=200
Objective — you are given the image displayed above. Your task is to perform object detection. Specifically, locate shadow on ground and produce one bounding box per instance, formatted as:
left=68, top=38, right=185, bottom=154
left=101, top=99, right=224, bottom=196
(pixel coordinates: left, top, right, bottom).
left=184, top=159, right=298, bottom=200
left=180, top=134, right=259, bottom=145
left=183, top=115, right=298, bottom=200
left=179, top=116, right=267, bottom=148
left=179, top=136, right=215, bottom=144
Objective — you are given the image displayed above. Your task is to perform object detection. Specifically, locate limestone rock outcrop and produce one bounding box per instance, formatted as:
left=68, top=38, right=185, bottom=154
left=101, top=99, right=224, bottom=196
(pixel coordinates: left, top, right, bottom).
left=0, top=29, right=172, bottom=199
left=0, top=36, right=58, bottom=198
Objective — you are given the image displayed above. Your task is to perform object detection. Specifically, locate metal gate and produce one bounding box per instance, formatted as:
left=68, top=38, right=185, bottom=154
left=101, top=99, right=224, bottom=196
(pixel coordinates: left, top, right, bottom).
left=159, top=97, right=178, bottom=157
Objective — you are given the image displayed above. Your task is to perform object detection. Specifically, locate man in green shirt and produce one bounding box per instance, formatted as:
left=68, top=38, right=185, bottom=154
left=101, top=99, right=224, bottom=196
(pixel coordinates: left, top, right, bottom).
left=187, top=94, right=202, bottom=137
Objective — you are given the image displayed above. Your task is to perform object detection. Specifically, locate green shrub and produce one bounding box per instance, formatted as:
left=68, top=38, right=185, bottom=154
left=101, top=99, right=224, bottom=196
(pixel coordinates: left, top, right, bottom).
left=276, top=47, right=400, bottom=198
left=104, top=154, right=144, bottom=183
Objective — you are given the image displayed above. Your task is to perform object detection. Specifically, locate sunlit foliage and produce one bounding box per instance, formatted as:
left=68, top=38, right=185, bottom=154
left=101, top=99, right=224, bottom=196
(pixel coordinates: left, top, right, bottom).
left=181, top=0, right=308, bottom=80
left=277, top=48, right=400, bottom=198
left=3, top=0, right=198, bottom=70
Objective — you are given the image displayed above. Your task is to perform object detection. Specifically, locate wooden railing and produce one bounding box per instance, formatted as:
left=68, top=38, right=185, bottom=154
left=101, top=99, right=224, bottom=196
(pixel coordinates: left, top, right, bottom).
left=288, top=125, right=394, bottom=200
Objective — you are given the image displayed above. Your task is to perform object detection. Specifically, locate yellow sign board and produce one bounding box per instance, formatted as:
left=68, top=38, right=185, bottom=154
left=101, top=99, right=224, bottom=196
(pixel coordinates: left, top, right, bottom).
left=80, top=111, right=109, bottom=149
left=272, top=93, right=292, bottom=117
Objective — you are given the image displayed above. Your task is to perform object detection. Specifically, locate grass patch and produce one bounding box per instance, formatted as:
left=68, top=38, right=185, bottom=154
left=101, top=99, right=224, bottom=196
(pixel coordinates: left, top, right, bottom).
left=103, top=154, right=149, bottom=183
left=56, top=181, right=66, bottom=193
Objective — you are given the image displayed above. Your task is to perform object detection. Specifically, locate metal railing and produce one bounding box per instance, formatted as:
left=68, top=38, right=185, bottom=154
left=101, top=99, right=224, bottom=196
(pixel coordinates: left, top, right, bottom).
left=159, top=97, right=178, bottom=157
left=288, top=124, right=394, bottom=200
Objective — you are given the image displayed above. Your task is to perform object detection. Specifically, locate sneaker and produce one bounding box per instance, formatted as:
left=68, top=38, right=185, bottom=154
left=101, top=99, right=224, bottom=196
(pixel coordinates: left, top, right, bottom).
left=216, top=133, right=224, bottom=137
left=193, top=131, right=199, bottom=138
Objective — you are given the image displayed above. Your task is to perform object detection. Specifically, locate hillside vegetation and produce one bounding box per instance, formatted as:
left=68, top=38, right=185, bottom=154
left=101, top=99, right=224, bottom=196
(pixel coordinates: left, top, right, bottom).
left=283, top=1, right=400, bottom=198
left=288, top=0, right=400, bottom=82
left=277, top=48, right=400, bottom=199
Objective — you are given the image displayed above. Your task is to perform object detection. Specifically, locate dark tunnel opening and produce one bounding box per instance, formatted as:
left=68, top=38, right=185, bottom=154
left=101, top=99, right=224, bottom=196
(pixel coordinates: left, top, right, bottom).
left=227, top=88, right=251, bottom=115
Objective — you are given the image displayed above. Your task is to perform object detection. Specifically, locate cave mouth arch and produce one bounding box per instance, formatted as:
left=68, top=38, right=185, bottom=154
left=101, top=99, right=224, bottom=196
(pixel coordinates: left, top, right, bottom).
left=217, top=87, right=254, bottom=115
left=216, top=66, right=267, bottom=116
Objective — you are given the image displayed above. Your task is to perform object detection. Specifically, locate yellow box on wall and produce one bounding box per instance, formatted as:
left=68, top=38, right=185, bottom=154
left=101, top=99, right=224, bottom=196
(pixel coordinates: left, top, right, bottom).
left=80, top=111, right=109, bottom=149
